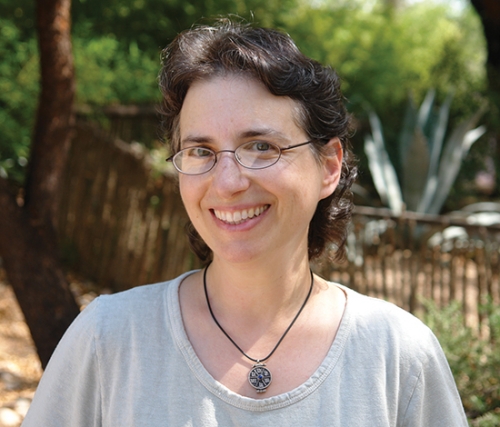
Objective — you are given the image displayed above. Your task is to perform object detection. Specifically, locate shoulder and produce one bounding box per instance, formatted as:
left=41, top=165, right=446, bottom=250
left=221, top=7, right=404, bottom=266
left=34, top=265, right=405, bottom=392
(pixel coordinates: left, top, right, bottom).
left=337, top=286, right=462, bottom=402
left=342, top=287, right=426, bottom=330
left=96, top=279, right=172, bottom=314
left=343, top=286, right=430, bottom=334
left=339, top=286, right=442, bottom=362
left=78, top=271, right=194, bottom=338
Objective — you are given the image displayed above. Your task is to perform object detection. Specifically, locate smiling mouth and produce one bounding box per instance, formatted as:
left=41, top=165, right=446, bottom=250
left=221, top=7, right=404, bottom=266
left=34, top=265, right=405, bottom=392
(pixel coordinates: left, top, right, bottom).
left=212, top=205, right=269, bottom=225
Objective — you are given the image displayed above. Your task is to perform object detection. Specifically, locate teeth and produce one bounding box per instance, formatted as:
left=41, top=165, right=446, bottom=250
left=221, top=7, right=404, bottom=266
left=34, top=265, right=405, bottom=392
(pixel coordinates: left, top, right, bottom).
left=214, top=206, right=268, bottom=224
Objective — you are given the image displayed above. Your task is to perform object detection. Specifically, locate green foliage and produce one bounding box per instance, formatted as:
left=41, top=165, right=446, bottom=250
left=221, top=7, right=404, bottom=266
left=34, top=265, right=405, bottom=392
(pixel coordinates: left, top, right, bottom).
left=364, top=91, right=486, bottom=214
left=421, top=300, right=500, bottom=425
left=284, top=1, right=487, bottom=205
left=70, top=0, right=299, bottom=104
left=0, top=0, right=298, bottom=184
left=285, top=1, right=486, bottom=127
left=0, top=18, right=38, bottom=182
left=0, top=0, right=35, bottom=42
left=71, top=0, right=297, bottom=52
left=0, top=0, right=488, bottom=194
left=74, top=37, right=160, bottom=105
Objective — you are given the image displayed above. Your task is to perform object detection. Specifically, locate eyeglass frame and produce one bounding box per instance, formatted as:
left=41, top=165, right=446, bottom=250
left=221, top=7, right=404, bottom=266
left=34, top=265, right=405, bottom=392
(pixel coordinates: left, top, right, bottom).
left=166, top=139, right=323, bottom=175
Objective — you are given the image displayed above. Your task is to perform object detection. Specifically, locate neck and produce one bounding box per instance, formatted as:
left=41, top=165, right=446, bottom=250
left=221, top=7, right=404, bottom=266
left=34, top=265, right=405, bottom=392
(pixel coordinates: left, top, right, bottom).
left=205, top=253, right=313, bottom=326
left=204, top=264, right=313, bottom=363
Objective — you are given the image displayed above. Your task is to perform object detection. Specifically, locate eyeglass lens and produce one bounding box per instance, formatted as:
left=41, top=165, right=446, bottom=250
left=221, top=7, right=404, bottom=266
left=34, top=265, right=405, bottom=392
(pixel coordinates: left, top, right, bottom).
left=173, top=141, right=282, bottom=174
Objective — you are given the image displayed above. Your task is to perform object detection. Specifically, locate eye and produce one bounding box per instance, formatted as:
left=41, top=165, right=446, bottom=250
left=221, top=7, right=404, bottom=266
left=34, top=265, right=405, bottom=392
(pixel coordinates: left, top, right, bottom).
left=243, top=141, right=275, bottom=152
left=256, top=141, right=271, bottom=151
left=236, top=140, right=280, bottom=165
left=255, top=141, right=272, bottom=151
left=184, top=147, right=213, bottom=158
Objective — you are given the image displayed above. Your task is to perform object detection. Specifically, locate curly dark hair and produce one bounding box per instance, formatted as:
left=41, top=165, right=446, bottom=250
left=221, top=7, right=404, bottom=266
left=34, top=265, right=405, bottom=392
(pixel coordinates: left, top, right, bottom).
left=159, top=18, right=357, bottom=263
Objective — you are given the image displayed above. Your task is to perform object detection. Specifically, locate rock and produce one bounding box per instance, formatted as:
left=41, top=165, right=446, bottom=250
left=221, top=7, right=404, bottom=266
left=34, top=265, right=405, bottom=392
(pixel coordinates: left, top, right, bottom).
left=0, top=407, right=21, bottom=427
left=0, top=371, right=22, bottom=391
left=14, top=398, right=31, bottom=417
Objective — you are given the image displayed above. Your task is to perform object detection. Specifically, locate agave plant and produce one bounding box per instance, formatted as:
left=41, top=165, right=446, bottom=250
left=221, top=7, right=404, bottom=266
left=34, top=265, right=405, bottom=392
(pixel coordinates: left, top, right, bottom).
left=364, top=90, right=486, bottom=215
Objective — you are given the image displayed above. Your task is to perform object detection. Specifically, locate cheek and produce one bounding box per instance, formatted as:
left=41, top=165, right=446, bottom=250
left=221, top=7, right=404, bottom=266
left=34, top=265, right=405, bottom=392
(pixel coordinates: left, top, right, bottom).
left=275, top=177, right=320, bottom=219
left=179, top=178, right=200, bottom=216
left=178, top=178, right=188, bottom=203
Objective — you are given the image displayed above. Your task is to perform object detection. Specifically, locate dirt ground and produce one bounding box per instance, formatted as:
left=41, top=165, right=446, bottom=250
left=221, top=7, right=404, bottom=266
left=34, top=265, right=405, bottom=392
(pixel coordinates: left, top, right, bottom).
left=0, top=269, right=98, bottom=426
left=0, top=274, right=41, bottom=426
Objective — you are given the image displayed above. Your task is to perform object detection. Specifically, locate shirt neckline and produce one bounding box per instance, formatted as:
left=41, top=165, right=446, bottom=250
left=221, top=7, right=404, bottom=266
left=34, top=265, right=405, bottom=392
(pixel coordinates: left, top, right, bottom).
left=167, top=270, right=354, bottom=411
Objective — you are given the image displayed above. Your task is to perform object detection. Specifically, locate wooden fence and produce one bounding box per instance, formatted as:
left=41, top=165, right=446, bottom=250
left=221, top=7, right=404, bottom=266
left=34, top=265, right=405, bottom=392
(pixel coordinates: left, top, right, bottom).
left=59, top=117, right=500, bottom=329
left=317, top=206, right=500, bottom=329
left=58, top=121, right=200, bottom=291
left=75, top=104, right=161, bottom=148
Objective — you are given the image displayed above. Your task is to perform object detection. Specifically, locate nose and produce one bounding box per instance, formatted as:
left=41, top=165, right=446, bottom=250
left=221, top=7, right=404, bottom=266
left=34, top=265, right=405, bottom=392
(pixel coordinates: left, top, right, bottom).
left=210, top=152, right=250, bottom=198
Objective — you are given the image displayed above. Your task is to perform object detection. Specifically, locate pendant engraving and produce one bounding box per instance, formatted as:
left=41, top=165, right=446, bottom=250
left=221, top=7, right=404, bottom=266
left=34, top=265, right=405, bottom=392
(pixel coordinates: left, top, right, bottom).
left=248, top=363, right=272, bottom=393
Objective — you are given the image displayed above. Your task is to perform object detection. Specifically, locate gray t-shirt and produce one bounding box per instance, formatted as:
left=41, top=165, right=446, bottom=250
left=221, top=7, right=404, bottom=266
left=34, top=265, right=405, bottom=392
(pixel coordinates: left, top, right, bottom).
left=23, top=271, right=468, bottom=426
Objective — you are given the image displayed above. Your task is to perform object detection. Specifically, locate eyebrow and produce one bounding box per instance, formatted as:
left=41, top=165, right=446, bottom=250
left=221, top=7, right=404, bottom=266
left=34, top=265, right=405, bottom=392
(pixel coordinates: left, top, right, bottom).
left=240, top=128, right=291, bottom=142
left=181, top=127, right=291, bottom=146
left=180, top=135, right=214, bottom=146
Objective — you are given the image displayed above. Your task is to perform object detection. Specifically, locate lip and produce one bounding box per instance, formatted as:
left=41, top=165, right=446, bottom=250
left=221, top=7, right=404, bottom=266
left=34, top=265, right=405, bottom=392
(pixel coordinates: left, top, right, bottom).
left=211, top=205, right=270, bottom=226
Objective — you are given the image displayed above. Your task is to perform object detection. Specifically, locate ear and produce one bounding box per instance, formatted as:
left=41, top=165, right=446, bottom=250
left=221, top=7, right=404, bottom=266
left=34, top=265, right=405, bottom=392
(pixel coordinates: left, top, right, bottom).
left=319, top=137, right=343, bottom=200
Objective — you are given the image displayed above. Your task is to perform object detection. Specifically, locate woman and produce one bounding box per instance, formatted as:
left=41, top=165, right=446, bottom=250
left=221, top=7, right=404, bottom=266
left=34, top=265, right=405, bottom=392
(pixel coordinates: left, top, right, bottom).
left=23, top=20, right=468, bottom=426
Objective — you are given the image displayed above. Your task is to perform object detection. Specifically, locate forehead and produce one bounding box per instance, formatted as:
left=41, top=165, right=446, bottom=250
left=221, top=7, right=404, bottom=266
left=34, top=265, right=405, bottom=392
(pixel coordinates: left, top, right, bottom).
left=178, top=75, right=305, bottom=144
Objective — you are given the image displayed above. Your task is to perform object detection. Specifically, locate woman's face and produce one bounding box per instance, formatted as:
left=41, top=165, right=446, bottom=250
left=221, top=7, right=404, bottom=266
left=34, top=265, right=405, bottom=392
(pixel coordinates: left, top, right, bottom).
left=178, top=75, right=341, bottom=265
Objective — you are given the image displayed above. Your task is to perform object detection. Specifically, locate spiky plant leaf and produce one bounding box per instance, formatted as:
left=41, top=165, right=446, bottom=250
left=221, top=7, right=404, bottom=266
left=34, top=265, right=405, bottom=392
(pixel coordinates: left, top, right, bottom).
left=416, top=92, right=453, bottom=212
left=402, top=127, right=430, bottom=211
left=399, top=96, right=417, bottom=168
left=364, top=111, right=404, bottom=214
left=426, top=107, right=486, bottom=214
left=364, top=136, right=389, bottom=205
left=365, top=94, right=485, bottom=215
left=417, top=89, right=436, bottom=130
left=427, top=93, right=453, bottom=180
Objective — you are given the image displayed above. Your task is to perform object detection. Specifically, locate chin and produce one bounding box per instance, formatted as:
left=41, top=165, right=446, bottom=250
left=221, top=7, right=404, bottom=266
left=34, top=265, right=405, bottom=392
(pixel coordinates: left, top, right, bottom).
left=211, top=243, right=265, bottom=265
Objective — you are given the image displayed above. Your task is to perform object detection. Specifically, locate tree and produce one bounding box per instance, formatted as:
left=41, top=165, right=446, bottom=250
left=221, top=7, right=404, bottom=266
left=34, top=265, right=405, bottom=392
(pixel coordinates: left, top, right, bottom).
left=70, top=0, right=297, bottom=53
left=0, top=0, right=80, bottom=368
left=285, top=1, right=485, bottom=119
left=0, top=0, right=298, bottom=370
left=0, top=0, right=491, bottom=369
left=470, top=0, right=500, bottom=102
left=469, top=0, right=500, bottom=197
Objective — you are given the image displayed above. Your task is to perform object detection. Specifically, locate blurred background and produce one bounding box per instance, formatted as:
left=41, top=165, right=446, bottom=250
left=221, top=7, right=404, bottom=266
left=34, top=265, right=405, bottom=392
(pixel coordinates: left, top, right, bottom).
left=2, top=0, right=497, bottom=202
left=0, top=0, right=499, bottom=425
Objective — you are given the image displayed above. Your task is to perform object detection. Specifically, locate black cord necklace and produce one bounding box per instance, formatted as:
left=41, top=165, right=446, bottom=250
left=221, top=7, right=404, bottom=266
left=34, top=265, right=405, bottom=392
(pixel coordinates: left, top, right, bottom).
left=203, top=264, right=314, bottom=393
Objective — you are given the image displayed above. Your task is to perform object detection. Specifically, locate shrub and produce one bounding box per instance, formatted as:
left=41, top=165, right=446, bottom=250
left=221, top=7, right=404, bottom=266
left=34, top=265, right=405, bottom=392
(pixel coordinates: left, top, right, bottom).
left=420, top=299, right=500, bottom=425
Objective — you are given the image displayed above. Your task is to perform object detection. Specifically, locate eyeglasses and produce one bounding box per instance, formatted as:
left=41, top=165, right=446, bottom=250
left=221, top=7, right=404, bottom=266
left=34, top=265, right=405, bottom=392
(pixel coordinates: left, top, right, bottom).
left=167, top=140, right=316, bottom=175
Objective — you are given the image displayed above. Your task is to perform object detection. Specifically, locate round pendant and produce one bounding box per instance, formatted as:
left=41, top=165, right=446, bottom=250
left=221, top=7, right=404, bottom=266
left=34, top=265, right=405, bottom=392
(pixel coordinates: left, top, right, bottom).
left=248, top=364, right=272, bottom=393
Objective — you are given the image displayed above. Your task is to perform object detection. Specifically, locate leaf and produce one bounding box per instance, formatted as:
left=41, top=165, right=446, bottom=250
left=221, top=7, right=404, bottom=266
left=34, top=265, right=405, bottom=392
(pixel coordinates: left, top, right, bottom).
left=364, top=111, right=404, bottom=214
left=463, top=125, right=486, bottom=153
left=399, top=95, right=417, bottom=168
left=417, top=89, right=435, bottom=130
left=365, top=95, right=485, bottom=216
left=402, top=127, right=430, bottom=211
left=417, top=92, right=453, bottom=212
left=426, top=110, right=486, bottom=214
left=364, top=136, right=389, bottom=205
left=427, top=92, right=453, bottom=180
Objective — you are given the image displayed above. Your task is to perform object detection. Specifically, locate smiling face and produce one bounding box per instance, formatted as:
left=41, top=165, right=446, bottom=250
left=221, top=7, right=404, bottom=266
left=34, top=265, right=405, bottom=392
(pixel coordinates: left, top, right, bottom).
left=178, top=75, right=341, bottom=265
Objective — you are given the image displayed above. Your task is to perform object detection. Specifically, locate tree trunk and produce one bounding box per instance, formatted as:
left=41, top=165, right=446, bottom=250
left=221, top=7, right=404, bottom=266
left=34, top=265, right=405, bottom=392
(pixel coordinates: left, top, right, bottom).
left=0, top=0, right=80, bottom=369
left=470, top=0, right=500, bottom=101
left=469, top=0, right=500, bottom=197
